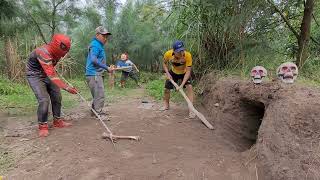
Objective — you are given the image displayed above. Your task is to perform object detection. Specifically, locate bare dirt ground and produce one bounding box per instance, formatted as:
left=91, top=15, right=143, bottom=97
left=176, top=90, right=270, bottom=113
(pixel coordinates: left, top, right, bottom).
left=0, top=88, right=257, bottom=180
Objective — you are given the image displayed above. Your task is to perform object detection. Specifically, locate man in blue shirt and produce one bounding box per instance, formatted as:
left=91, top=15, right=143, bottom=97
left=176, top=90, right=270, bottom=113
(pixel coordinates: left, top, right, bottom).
left=86, top=26, right=114, bottom=116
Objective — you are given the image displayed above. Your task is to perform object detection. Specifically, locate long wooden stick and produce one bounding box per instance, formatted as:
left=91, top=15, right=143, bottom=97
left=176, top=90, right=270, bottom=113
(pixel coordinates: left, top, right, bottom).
left=169, top=79, right=214, bottom=130
left=133, top=64, right=140, bottom=72
left=57, top=73, right=140, bottom=144
left=114, top=66, right=132, bottom=70
left=77, top=93, right=140, bottom=142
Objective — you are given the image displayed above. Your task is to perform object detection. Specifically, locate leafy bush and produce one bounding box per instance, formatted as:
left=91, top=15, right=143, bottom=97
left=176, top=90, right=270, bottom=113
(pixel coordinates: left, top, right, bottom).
left=145, top=79, right=164, bottom=100
left=139, top=71, right=162, bottom=83
left=0, top=78, right=29, bottom=95
left=145, top=78, right=183, bottom=102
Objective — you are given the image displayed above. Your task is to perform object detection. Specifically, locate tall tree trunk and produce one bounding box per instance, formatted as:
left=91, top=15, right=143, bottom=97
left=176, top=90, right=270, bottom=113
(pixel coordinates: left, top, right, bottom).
left=4, top=37, right=22, bottom=81
left=4, top=38, right=13, bottom=79
left=296, top=0, right=314, bottom=67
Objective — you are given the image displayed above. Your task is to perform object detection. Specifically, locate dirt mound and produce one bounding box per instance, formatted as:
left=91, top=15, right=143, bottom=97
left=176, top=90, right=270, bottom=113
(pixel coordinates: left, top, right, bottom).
left=200, top=74, right=320, bottom=180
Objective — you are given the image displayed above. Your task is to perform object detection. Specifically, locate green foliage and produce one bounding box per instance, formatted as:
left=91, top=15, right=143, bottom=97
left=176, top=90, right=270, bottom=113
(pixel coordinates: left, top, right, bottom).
left=0, top=148, right=14, bottom=175
left=0, top=1, right=17, bottom=19
left=145, top=79, right=164, bottom=100
left=0, top=77, right=37, bottom=114
left=0, top=0, right=320, bottom=94
left=139, top=71, right=162, bottom=83
left=0, top=76, right=143, bottom=114
left=0, top=78, right=29, bottom=95
left=22, top=0, right=82, bottom=40
left=145, top=78, right=183, bottom=102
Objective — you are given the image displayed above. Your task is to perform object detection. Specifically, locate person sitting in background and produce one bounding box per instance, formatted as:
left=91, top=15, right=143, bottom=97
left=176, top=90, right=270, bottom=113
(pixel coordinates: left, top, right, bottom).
left=116, top=53, right=140, bottom=88
left=26, top=34, right=78, bottom=137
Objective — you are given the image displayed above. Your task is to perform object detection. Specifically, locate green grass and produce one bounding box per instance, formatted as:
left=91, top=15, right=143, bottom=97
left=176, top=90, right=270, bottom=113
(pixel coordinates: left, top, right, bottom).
left=0, top=75, right=142, bottom=116
left=145, top=79, right=164, bottom=100
left=0, top=78, right=37, bottom=115
left=3, top=66, right=320, bottom=116
left=0, top=148, right=14, bottom=175
left=145, top=75, right=184, bottom=102
left=0, top=71, right=187, bottom=115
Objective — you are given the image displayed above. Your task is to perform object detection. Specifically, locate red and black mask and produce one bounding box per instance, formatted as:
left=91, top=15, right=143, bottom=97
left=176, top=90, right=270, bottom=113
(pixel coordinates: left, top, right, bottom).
left=46, top=34, right=71, bottom=59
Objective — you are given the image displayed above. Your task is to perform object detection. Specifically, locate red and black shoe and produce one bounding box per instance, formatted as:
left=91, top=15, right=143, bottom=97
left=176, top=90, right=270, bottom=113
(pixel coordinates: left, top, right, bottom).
left=53, top=118, right=72, bottom=128
left=39, top=123, right=49, bottom=137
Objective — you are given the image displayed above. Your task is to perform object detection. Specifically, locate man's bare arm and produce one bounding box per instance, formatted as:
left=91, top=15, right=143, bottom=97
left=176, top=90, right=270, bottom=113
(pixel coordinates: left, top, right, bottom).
left=180, top=66, right=191, bottom=87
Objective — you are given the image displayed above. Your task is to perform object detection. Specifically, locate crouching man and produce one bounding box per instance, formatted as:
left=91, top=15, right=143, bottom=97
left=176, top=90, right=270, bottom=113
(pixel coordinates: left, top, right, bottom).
left=117, top=53, right=140, bottom=88
left=26, top=34, right=78, bottom=137
left=162, top=40, right=195, bottom=118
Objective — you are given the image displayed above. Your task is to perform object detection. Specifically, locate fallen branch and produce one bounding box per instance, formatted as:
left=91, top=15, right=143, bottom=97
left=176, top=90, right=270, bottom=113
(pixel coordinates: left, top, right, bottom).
left=169, top=79, right=214, bottom=130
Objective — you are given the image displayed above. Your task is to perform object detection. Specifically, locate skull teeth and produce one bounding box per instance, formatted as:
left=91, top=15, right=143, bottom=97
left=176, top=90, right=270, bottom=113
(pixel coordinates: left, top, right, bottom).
left=283, top=76, right=293, bottom=79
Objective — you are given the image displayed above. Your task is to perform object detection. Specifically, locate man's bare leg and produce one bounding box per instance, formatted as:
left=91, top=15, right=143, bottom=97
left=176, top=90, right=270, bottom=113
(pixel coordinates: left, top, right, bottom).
left=162, top=88, right=170, bottom=110
left=120, top=80, right=125, bottom=88
left=186, top=85, right=195, bottom=118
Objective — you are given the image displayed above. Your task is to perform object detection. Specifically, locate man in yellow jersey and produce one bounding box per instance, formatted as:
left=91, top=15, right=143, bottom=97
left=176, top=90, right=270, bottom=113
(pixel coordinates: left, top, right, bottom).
left=162, top=40, right=195, bottom=118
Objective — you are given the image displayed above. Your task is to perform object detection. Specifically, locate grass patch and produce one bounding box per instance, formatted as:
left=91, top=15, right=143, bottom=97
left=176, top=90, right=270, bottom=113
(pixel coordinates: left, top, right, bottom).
left=0, top=75, right=142, bottom=115
left=145, top=75, right=184, bottom=102
left=0, top=78, right=37, bottom=115
left=0, top=148, right=14, bottom=175
left=145, top=79, right=164, bottom=100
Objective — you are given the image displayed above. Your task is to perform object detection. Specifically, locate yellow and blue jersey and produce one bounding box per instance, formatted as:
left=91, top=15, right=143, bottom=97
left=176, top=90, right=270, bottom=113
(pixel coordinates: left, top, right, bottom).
left=163, top=49, right=192, bottom=75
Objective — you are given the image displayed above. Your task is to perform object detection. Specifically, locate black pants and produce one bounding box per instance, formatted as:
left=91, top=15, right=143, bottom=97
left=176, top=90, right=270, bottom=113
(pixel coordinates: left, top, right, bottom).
left=121, top=71, right=139, bottom=84
left=27, top=76, right=62, bottom=123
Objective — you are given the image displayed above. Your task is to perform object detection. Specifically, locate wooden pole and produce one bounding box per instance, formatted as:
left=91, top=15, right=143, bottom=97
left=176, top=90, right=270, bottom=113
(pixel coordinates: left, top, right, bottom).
left=133, top=64, right=140, bottom=72
left=169, top=79, right=214, bottom=130
left=114, top=66, right=133, bottom=71
left=108, top=72, right=115, bottom=89
left=57, top=72, right=140, bottom=144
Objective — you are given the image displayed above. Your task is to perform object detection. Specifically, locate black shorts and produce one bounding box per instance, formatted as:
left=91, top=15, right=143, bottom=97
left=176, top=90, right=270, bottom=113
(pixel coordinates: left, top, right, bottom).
left=165, top=70, right=191, bottom=89
left=121, top=71, right=139, bottom=82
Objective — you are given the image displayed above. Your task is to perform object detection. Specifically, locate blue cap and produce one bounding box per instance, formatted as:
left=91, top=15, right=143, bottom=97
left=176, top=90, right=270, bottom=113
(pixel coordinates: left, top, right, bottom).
left=172, top=40, right=185, bottom=53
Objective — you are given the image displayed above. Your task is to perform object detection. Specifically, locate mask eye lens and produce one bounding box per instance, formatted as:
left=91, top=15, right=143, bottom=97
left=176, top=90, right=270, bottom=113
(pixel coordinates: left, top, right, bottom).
left=60, top=42, right=68, bottom=51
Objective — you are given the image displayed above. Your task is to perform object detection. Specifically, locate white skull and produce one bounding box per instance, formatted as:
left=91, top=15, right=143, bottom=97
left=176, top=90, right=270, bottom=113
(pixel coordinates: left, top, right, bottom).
left=251, top=66, right=267, bottom=84
left=277, top=62, right=298, bottom=84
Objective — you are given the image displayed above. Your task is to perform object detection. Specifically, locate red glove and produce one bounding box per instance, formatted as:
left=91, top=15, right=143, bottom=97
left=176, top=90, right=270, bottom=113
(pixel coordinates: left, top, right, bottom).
left=66, top=87, right=78, bottom=94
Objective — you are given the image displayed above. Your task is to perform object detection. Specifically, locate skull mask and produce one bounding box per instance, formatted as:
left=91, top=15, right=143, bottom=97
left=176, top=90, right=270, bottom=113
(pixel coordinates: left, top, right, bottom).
left=277, top=62, right=298, bottom=84
left=250, top=66, right=267, bottom=84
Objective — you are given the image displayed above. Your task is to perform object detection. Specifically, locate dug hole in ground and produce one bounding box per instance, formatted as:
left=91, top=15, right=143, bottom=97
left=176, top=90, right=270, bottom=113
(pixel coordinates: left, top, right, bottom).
left=199, top=73, right=320, bottom=180
left=1, top=75, right=319, bottom=180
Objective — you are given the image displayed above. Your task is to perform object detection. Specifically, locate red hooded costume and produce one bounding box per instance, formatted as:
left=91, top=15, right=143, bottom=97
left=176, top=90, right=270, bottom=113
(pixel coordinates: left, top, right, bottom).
left=26, top=34, right=76, bottom=93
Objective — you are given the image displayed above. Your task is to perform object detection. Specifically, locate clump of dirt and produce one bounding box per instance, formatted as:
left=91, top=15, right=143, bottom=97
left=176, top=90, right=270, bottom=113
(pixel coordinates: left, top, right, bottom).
left=200, top=73, right=320, bottom=180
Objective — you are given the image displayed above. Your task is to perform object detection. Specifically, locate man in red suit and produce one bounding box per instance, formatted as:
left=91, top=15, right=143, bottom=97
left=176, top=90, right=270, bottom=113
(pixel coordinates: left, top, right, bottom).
left=26, top=34, right=78, bottom=137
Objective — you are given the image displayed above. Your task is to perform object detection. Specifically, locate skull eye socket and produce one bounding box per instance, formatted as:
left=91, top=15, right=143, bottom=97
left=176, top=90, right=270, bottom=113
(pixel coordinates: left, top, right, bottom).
left=258, top=70, right=264, bottom=74
left=252, top=70, right=257, bottom=73
left=290, top=66, right=297, bottom=70
left=282, top=66, right=288, bottom=71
